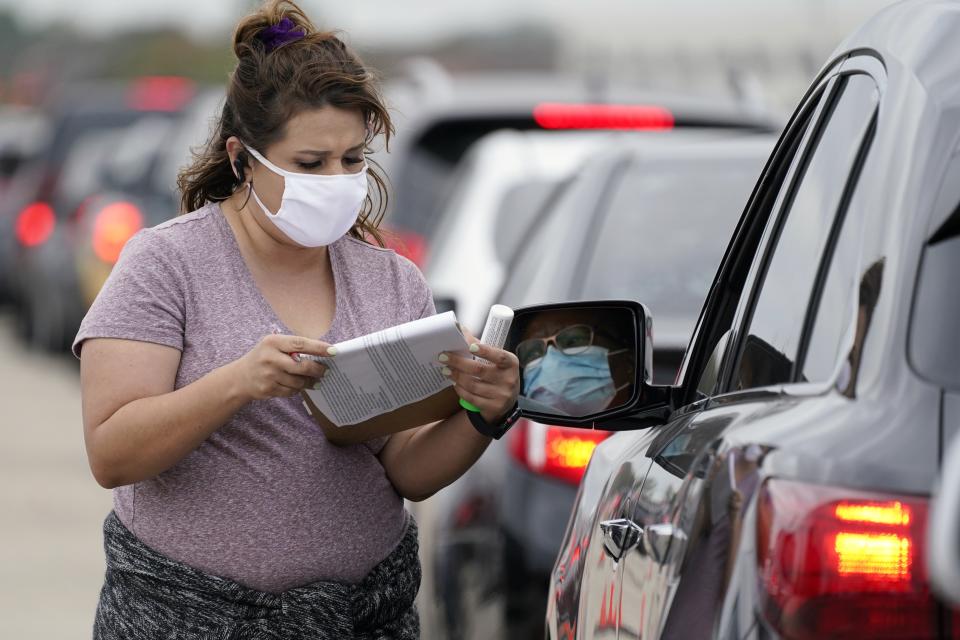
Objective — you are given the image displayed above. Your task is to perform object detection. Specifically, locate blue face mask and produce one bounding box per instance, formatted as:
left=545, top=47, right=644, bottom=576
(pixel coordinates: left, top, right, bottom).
left=522, top=345, right=629, bottom=416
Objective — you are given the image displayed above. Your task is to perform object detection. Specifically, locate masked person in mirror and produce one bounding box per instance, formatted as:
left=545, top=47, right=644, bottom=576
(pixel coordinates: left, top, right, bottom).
left=515, top=309, right=635, bottom=418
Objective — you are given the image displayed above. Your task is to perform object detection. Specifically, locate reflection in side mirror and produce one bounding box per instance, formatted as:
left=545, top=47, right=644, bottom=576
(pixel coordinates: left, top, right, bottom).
left=505, top=300, right=668, bottom=429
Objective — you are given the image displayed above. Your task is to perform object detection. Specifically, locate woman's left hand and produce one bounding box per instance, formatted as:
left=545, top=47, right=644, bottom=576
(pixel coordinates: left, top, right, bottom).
left=440, top=332, right=520, bottom=426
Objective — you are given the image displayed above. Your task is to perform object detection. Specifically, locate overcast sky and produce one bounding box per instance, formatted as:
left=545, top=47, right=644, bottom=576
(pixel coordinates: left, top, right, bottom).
left=1, top=0, right=899, bottom=51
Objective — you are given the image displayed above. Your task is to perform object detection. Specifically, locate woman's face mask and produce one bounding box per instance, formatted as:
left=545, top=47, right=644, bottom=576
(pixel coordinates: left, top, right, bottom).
left=243, top=145, right=368, bottom=247
left=522, top=345, right=629, bottom=416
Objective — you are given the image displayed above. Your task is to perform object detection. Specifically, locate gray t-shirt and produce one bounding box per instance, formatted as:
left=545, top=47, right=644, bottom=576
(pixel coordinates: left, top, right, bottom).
left=73, top=203, right=435, bottom=592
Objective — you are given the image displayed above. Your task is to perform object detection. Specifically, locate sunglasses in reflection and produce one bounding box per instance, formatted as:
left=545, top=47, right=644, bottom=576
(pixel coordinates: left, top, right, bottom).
left=516, top=324, right=596, bottom=368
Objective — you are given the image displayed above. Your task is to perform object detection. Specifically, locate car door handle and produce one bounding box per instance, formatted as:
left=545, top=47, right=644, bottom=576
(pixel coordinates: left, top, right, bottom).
left=642, top=523, right=687, bottom=565
left=599, top=518, right=644, bottom=562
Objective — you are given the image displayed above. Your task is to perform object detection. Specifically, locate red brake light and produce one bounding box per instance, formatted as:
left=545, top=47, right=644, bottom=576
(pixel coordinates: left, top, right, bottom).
left=15, top=202, right=55, bottom=247
left=127, top=76, right=194, bottom=112
left=533, top=103, right=675, bottom=131
left=92, top=202, right=143, bottom=263
left=381, top=229, right=428, bottom=268
left=508, top=418, right=610, bottom=485
left=757, top=479, right=936, bottom=640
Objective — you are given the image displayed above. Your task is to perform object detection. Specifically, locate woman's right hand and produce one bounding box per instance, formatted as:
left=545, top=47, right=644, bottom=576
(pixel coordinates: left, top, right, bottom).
left=229, top=334, right=335, bottom=401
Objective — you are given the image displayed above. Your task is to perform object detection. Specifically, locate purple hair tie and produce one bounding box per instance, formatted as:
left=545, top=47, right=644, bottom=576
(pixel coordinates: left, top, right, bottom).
left=258, top=17, right=306, bottom=51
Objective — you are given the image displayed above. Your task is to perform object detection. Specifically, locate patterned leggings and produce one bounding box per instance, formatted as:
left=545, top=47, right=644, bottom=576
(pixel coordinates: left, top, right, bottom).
left=92, top=511, right=421, bottom=639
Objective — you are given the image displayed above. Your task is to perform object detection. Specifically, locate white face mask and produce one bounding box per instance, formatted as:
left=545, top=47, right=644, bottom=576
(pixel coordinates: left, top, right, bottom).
left=243, top=145, right=368, bottom=247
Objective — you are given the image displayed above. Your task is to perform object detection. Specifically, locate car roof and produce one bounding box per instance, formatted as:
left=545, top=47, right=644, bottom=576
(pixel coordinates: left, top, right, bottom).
left=825, top=0, right=960, bottom=239
left=387, top=69, right=779, bottom=130
left=837, top=0, right=960, bottom=108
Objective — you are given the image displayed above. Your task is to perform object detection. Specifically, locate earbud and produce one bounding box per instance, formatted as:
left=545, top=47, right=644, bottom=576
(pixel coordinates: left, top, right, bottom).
left=233, top=158, right=245, bottom=181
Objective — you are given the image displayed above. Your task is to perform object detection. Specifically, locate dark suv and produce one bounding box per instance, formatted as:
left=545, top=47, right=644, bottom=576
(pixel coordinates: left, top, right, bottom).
left=517, top=2, right=960, bottom=638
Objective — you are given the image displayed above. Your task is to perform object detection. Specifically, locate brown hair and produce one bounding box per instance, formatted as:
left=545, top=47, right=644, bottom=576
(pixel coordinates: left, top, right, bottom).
left=176, top=0, right=392, bottom=246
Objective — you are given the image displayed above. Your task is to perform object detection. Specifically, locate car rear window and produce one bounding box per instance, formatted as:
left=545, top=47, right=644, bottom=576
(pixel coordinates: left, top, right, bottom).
left=388, top=117, right=539, bottom=236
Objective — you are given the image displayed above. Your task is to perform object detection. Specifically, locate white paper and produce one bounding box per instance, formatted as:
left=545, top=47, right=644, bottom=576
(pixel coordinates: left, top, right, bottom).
left=302, top=311, right=470, bottom=427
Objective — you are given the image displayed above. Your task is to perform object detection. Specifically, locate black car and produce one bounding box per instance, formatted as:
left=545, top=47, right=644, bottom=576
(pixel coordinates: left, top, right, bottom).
left=429, top=134, right=773, bottom=640
left=529, top=2, right=960, bottom=638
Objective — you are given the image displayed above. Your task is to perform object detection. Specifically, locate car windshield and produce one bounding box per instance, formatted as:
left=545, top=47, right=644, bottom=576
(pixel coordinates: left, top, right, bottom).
left=579, top=156, right=760, bottom=324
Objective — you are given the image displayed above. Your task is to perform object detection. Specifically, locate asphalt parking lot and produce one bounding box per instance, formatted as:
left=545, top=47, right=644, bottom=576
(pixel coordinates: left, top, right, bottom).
left=0, top=314, right=112, bottom=638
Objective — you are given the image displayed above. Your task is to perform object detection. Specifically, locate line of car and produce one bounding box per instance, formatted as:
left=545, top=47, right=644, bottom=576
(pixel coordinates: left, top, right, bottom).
left=422, top=2, right=960, bottom=639
left=0, top=78, right=213, bottom=351
left=0, top=48, right=790, bottom=640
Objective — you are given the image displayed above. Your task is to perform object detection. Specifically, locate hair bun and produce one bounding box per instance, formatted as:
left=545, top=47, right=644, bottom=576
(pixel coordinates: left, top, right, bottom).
left=258, top=17, right=306, bottom=51
left=233, top=0, right=316, bottom=59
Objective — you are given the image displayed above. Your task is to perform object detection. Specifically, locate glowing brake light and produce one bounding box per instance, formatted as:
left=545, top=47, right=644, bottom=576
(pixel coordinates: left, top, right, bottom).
left=835, top=501, right=911, bottom=526
left=757, top=479, right=936, bottom=640
left=15, top=202, right=55, bottom=247
left=833, top=532, right=909, bottom=579
left=127, top=76, right=194, bottom=112
left=381, top=229, right=428, bottom=268
left=533, top=103, right=675, bottom=131
left=92, top=201, right=143, bottom=263
left=509, top=419, right=610, bottom=485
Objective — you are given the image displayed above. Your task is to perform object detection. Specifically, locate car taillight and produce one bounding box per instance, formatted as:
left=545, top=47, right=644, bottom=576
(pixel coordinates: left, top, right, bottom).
left=15, top=201, right=55, bottom=247
left=533, top=103, right=675, bottom=131
left=757, top=479, right=937, bottom=640
left=92, top=201, right=143, bottom=263
left=508, top=418, right=610, bottom=485
left=127, top=76, right=194, bottom=112
left=381, top=229, right=428, bottom=268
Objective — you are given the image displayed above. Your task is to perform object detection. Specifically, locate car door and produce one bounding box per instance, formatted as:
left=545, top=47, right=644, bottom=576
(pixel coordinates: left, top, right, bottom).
left=611, top=57, right=883, bottom=640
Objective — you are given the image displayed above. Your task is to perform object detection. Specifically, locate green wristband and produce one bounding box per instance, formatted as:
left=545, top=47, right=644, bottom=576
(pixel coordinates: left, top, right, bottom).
left=459, top=398, right=481, bottom=413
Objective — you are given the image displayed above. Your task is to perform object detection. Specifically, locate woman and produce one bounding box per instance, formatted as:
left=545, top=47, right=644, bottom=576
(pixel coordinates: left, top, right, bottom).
left=74, top=2, right=520, bottom=637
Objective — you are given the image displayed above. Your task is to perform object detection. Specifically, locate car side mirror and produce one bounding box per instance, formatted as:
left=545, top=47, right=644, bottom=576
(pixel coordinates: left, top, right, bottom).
left=928, top=433, right=960, bottom=606
left=505, top=300, right=672, bottom=430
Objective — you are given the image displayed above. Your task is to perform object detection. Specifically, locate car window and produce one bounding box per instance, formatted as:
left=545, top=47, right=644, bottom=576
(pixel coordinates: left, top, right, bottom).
left=688, top=88, right=825, bottom=399
left=493, top=179, right=560, bottom=264
left=799, top=157, right=874, bottom=384
left=499, top=159, right=621, bottom=309
left=498, top=178, right=576, bottom=310
left=732, top=74, right=879, bottom=391
left=578, top=154, right=763, bottom=341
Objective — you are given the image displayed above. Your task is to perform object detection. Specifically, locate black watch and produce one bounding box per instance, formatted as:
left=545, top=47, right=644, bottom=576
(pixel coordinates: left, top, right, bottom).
left=465, top=401, right=522, bottom=440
